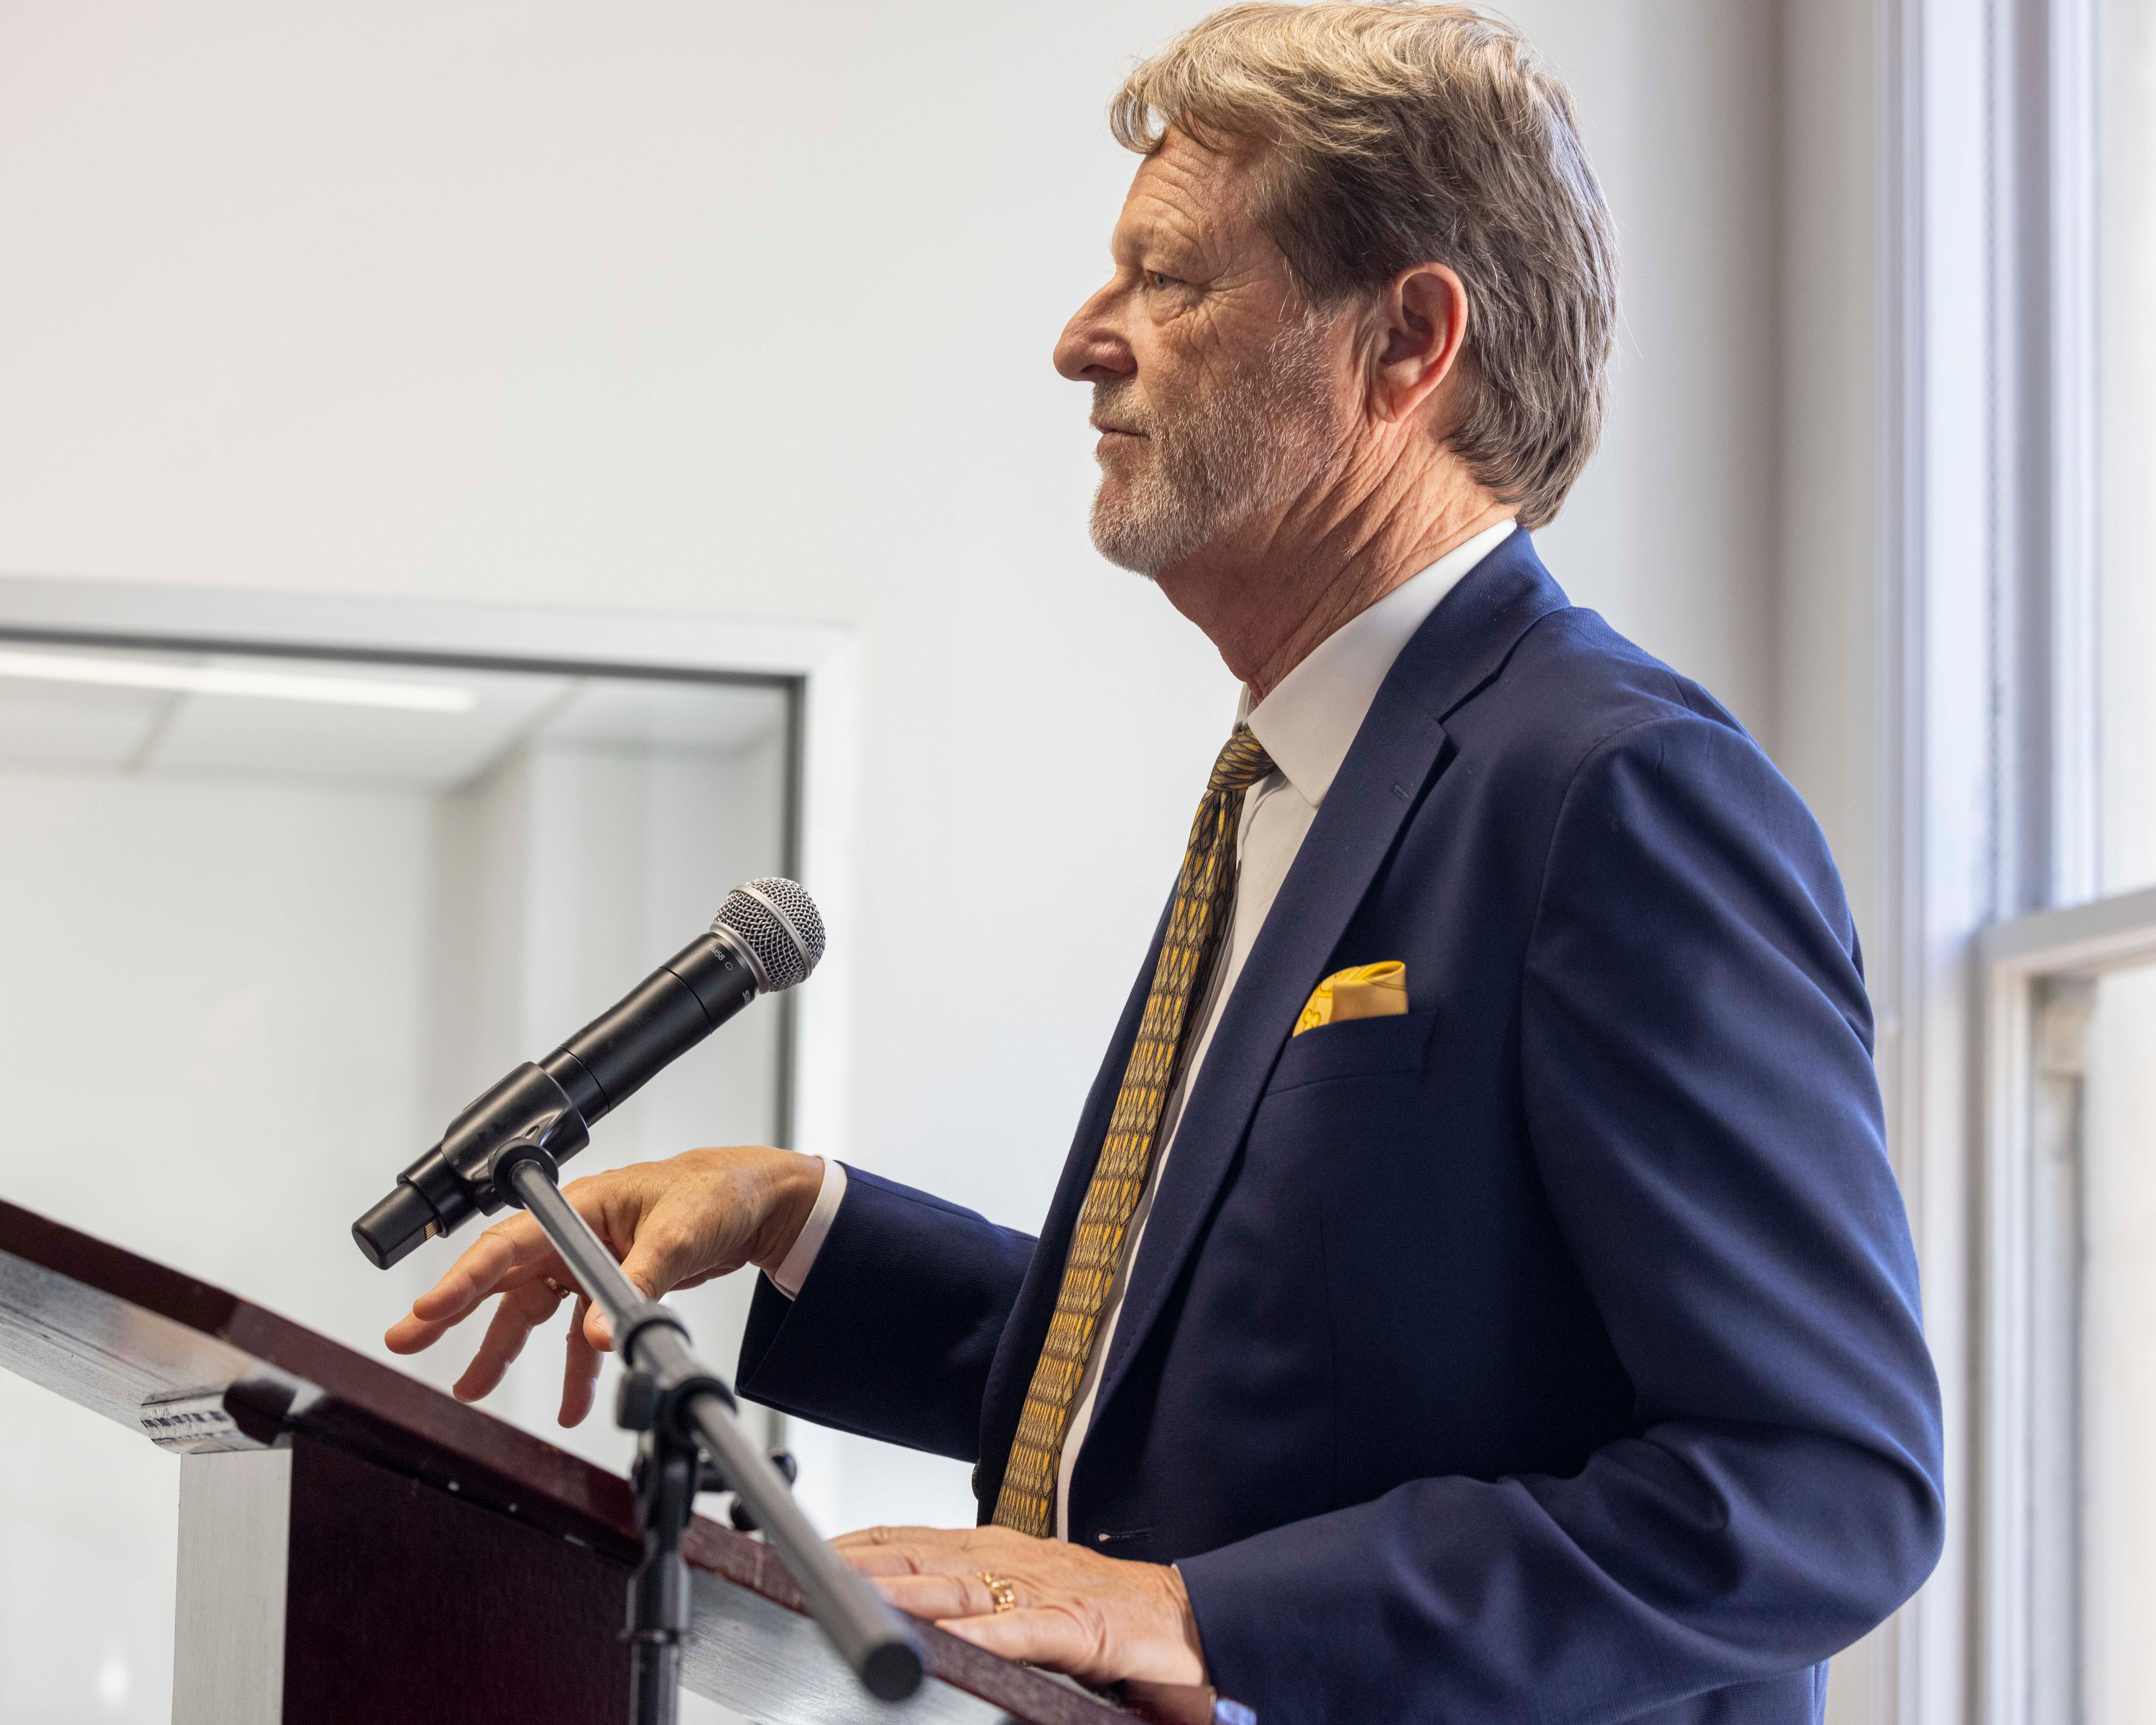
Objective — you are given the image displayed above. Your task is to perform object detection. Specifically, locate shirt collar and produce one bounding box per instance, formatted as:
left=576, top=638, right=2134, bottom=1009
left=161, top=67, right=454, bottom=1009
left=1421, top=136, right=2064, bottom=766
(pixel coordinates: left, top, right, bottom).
left=1240, top=517, right=1516, bottom=808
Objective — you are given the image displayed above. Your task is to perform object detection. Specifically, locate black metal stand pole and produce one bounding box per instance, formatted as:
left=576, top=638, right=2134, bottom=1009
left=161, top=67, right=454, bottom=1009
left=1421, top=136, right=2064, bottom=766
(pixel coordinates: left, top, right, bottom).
left=492, top=1144, right=923, bottom=1719
left=625, top=1425, right=696, bottom=1725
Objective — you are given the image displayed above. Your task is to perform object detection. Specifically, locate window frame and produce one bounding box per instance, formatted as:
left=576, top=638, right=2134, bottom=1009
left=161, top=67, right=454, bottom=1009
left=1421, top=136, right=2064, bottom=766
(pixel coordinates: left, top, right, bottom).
left=1878, top=0, right=2116, bottom=1722
left=0, top=572, right=863, bottom=1180
left=1978, top=885, right=2156, bottom=1725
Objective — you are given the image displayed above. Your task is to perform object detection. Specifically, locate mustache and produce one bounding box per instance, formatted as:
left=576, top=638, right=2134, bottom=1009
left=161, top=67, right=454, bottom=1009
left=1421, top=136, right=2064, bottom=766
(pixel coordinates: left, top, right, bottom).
left=1089, top=381, right=1156, bottom=436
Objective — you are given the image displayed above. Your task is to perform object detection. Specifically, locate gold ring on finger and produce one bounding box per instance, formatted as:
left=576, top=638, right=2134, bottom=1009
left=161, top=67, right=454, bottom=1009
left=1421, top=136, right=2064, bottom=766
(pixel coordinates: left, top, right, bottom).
left=543, top=1276, right=571, bottom=1301
left=976, top=1570, right=1018, bottom=1614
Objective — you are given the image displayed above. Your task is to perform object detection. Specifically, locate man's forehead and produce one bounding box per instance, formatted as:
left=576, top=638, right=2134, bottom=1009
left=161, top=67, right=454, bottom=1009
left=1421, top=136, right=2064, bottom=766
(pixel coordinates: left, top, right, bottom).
left=1115, top=127, right=1262, bottom=255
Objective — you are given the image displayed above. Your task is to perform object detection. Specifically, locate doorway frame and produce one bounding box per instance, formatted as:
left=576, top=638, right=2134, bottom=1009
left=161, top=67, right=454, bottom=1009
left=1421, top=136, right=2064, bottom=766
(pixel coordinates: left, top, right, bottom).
left=0, top=572, right=862, bottom=1172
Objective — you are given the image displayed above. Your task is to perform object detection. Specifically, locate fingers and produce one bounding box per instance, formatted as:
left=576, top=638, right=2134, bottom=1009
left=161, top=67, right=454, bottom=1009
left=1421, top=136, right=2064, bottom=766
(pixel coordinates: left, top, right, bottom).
left=865, top=1570, right=1007, bottom=1621
left=850, top=1534, right=1097, bottom=1670
left=583, top=1292, right=618, bottom=1353
left=841, top=1528, right=1028, bottom=1624
left=386, top=1212, right=558, bottom=1354
left=579, top=1237, right=688, bottom=1354
left=843, top=1547, right=929, bottom=1576
left=837, top=1527, right=1199, bottom=1689
left=612, top=1215, right=711, bottom=1331
left=451, top=1279, right=568, bottom=1401
left=384, top=1151, right=778, bottom=1423
left=833, top=1524, right=975, bottom=1555
left=843, top=1530, right=1042, bottom=1629
left=386, top=1154, right=764, bottom=1362
left=560, top=1297, right=602, bottom=1426
left=934, top=1607, right=1088, bottom=1668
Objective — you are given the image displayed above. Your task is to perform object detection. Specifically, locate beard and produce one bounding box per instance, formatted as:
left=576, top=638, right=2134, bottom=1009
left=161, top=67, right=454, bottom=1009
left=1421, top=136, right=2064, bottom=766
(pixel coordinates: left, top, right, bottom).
left=1087, top=310, right=1338, bottom=579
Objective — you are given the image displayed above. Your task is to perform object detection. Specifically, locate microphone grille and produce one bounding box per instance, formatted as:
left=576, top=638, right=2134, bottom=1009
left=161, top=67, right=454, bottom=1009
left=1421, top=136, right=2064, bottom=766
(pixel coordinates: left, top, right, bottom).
left=714, top=877, right=825, bottom=993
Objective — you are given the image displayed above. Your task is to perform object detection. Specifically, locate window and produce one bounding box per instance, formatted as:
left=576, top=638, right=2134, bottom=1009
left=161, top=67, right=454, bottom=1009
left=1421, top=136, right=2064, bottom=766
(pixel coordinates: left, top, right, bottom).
left=2079, top=959, right=2156, bottom=1724
left=0, top=636, right=798, bottom=1432
left=1982, top=889, right=2156, bottom=1725
left=1889, top=4, right=2156, bottom=1721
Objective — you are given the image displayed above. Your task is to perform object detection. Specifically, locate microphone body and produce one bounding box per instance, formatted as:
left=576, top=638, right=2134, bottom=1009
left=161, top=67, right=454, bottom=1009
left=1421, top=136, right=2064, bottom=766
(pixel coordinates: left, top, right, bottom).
left=354, top=879, right=822, bottom=1270
left=540, top=929, right=763, bottom=1126
left=341, top=878, right=929, bottom=1710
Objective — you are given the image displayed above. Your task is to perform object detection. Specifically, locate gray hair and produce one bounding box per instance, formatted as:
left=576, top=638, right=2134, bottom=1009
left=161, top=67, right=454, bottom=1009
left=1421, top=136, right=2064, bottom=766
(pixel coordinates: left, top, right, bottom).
left=1110, top=2, right=1618, bottom=529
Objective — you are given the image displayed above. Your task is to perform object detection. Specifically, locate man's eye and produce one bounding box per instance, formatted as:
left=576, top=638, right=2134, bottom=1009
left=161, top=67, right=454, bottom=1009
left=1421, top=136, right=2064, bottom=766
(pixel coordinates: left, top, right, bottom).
left=1148, top=271, right=1179, bottom=291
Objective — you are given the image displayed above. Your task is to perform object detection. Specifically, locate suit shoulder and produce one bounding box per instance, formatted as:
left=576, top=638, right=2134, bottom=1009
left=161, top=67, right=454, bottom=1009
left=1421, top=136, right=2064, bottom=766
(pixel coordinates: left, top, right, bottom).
left=1423, top=604, right=1839, bottom=889
left=1475, top=609, right=1853, bottom=936
left=1446, top=604, right=1758, bottom=778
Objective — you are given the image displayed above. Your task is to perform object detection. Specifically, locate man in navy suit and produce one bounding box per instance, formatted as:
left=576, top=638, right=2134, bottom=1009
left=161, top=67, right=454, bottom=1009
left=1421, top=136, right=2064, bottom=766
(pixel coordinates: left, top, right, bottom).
left=390, top=6, right=1944, bottom=1719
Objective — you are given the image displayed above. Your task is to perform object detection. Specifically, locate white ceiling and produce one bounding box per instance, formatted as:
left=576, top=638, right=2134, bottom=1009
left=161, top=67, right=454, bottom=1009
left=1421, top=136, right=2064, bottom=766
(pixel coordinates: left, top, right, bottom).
left=0, top=644, right=786, bottom=789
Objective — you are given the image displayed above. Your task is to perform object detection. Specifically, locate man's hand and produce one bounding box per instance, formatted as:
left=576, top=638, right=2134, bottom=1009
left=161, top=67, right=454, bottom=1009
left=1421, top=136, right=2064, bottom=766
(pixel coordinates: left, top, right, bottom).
left=837, top=1524, right=1210, bottom=1714
left=382, top=1146, right=822, bottom=1425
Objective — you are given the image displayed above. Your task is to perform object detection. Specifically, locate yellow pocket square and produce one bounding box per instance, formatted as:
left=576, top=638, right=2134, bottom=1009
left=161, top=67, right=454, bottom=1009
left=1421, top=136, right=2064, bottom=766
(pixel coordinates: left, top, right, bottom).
left=1294, top=962, right=1408, bottom=1035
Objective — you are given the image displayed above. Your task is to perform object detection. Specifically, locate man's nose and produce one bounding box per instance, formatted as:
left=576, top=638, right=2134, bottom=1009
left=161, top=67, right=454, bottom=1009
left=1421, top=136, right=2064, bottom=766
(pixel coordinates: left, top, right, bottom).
left=1054, top=284, right=1135, bottom=383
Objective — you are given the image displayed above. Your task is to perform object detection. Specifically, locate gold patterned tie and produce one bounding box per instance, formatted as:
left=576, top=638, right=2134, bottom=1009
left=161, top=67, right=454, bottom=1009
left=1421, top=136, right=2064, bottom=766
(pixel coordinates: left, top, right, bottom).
left=992, top=724, right=1276, bottom=1537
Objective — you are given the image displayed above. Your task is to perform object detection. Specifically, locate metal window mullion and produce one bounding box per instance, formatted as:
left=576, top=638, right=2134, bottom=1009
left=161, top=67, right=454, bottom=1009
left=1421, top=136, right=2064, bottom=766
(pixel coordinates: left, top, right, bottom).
left=1981, top=958, right=2038, bottom=1725
left=2028, top=977, right=2092, bottom=1725
left=2048, top=0, right=2104, bottom=906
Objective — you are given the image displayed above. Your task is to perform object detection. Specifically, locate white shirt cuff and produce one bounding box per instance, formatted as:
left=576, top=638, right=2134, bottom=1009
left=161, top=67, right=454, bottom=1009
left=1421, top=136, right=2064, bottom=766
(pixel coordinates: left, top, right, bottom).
left=766, top=1157, right=846, bottom=1300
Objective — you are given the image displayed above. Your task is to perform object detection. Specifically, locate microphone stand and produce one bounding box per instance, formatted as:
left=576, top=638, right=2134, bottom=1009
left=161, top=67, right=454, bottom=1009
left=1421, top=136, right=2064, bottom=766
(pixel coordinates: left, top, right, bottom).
left=487, top=1140, right=923, bottom=1723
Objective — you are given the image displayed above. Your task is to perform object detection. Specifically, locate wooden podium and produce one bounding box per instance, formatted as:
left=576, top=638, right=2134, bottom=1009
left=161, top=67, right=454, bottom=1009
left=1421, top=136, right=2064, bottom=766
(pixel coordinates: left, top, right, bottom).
left=0, top=1197, right=1122, bottom=1725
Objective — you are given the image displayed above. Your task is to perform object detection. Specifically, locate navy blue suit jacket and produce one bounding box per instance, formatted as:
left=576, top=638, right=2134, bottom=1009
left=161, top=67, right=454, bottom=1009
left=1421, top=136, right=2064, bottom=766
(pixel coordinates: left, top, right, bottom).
left=739, top=533, right=1945, bottom=1724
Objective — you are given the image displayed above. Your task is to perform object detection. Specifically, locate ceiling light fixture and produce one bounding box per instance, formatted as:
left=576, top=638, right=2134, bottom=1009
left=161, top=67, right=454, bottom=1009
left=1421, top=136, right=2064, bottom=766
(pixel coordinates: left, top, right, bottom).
left=0, top=648, right=479, bottom=713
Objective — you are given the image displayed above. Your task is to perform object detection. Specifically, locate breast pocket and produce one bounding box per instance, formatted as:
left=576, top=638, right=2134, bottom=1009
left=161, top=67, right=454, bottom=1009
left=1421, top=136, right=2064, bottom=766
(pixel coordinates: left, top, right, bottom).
left=1231, top=1008, right=1442, bottom=1259
left=1263, top=1008, right=1438, bottom=1095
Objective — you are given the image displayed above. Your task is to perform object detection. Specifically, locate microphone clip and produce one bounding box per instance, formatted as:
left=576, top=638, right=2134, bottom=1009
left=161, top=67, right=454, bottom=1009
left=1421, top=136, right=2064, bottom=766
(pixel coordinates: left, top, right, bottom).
left=394, top=1062, right=591, bottom=1247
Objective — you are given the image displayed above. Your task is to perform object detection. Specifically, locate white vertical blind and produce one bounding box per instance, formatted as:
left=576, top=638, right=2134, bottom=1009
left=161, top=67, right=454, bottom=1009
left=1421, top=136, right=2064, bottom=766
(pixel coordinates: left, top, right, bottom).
left=2079, top=962, right=2156, bottom=1725
left=2099, top=0, right=2156, bottom=897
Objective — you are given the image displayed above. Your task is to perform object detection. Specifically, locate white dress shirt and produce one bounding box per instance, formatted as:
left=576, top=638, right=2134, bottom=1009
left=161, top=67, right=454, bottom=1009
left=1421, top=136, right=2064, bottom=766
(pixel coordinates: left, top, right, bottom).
left=768, top=516, right=1519, bottom=1540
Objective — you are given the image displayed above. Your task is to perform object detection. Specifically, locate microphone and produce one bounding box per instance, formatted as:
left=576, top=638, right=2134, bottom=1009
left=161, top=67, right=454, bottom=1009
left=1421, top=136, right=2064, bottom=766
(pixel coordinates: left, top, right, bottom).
left=353, top=878, right=824, bottom=1271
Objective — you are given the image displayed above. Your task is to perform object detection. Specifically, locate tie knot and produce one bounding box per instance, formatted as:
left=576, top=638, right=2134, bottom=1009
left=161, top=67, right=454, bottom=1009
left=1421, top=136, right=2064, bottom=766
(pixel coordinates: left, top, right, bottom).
left=1209, top=724, right=1276, bottom=796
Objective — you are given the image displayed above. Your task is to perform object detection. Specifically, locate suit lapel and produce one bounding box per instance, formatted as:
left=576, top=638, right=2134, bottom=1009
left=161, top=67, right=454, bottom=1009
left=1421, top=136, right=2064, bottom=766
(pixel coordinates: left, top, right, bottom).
left=1082, top=531, right=1572, bottom=1432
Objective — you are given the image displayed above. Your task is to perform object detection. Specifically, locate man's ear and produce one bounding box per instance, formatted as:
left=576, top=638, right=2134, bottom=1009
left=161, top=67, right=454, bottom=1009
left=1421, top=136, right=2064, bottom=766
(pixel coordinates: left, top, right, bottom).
left=1366, top=262, right=1471, bottom=426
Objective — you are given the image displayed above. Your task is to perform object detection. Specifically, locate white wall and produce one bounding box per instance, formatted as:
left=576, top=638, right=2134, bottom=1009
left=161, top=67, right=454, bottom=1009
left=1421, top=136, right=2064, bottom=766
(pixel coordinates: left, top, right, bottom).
left=0, top=0, right=1792, bottom=1228
left=427, top=733, right=787, bottom=1158
left=1774, top=4, right=1896, bottom=1717
left=1525, top=0, right=1784, bottom=748
left=1776, top=0, right=1881, bottom=956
